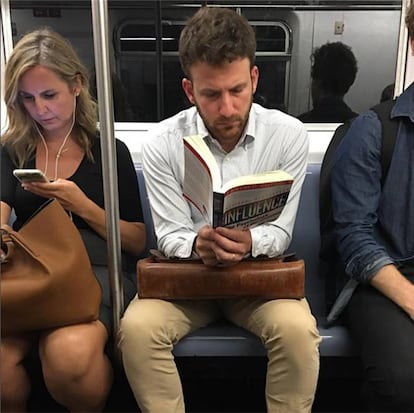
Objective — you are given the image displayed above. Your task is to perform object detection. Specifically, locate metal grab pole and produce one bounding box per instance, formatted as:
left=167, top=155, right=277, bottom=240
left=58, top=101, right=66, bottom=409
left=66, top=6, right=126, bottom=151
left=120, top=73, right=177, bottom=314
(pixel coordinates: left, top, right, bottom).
left=1, top=0, right=13, bottom=60
left=394, top=0, right=411, bottom=96
left=91, top=0, right=124, bottom=356
left=1, top=0, right=13, bottom=134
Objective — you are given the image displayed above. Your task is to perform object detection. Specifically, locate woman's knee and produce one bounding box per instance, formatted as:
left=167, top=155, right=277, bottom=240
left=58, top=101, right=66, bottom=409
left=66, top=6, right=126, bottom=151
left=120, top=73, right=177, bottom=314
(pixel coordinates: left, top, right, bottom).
left=39, top=323, right=107, bottom=382
left=1, top=337, right=29, bottom=367
left=1, top=337, right=32, bottom=404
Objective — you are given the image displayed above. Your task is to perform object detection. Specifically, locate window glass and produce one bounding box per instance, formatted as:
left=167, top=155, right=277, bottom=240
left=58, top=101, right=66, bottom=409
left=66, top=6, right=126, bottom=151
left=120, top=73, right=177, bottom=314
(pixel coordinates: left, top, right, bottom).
left=115, top=17, right=291, bottom=120
left=255, top=24, right=289, bottom=53
left=8, top=0, right=402, bottom=123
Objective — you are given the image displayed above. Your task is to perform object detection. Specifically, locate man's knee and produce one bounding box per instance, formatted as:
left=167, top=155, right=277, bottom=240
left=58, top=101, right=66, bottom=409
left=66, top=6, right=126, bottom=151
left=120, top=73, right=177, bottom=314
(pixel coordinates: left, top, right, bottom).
left=119, top=299, right=173, bottom=350
left=265, top=306, right=319, bottom=347
left=364, top=368, right=414, bottom=411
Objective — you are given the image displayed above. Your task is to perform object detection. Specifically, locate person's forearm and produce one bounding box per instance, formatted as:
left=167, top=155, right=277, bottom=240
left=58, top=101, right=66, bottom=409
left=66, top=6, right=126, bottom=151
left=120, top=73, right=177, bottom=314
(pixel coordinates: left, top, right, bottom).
left=371, top=264, right=414, bottom=320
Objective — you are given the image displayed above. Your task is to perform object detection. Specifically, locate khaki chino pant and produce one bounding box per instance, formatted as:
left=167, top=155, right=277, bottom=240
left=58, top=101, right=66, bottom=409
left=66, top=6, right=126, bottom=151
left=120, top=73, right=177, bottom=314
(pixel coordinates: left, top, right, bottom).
left=119, top=296, right=320, bottom=413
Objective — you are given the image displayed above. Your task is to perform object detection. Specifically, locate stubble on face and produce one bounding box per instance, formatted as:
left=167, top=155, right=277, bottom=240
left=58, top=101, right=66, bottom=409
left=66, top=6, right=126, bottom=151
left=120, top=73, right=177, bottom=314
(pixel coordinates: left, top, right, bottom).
left=195, top=94, right=252, bottom=145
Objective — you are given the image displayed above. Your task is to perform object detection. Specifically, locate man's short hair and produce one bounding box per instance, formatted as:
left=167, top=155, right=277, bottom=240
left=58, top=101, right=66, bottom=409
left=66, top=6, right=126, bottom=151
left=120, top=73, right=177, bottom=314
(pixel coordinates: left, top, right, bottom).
left=311, top=41, right=358, bottom=96
left=406, top=1, right=414, bottom=38
left=179, top=7, right=256, bottom=78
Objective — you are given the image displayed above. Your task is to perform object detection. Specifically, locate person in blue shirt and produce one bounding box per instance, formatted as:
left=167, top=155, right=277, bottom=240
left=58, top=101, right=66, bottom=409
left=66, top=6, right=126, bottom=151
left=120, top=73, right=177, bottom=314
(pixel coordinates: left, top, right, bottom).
left=330, top=4, right=414, bottom=411
left=119, top=7, right=320, bottom=413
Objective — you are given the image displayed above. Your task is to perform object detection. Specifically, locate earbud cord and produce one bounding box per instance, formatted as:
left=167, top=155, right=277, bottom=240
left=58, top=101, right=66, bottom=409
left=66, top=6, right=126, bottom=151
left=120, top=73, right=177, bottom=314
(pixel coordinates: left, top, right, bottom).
left=34, top=100, right=76, bottom=181
left=34, top=98, right=77, bottom=220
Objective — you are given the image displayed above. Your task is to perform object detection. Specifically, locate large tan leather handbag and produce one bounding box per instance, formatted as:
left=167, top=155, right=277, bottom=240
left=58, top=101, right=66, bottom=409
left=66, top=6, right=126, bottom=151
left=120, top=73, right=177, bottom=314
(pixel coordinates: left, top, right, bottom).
left=137, top=251, right=304, bottom=300
left=1, top=199, right=102, bottom=335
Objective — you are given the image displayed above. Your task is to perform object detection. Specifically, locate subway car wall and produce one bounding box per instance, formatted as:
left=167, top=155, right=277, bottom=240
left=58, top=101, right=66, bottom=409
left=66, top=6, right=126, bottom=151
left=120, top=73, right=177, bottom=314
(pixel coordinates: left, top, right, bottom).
left=8, top=0, right=401, bottom=122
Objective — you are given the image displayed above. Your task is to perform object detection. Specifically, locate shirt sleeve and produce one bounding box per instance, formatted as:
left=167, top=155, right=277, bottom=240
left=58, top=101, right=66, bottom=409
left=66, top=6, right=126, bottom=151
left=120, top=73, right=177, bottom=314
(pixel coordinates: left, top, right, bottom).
left=331, top=111, right=394, bottom=283
left=142, top=133, right=196, bottom=258
left=250, top=123, right=309, bottom=257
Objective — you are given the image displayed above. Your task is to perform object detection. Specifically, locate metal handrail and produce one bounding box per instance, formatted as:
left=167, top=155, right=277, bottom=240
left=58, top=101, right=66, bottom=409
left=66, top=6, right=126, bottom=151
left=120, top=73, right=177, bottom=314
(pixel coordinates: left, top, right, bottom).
left=0, top=0, right=13, bottom=60
left=91, top=0, right=124, bottom=359
left=394, top=0, right=411, bottom=96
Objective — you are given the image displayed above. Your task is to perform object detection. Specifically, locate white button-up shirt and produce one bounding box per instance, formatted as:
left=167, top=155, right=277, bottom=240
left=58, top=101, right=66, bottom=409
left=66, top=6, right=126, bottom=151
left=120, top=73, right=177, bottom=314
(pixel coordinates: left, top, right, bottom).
left=143, top=103, right=309, bottom=258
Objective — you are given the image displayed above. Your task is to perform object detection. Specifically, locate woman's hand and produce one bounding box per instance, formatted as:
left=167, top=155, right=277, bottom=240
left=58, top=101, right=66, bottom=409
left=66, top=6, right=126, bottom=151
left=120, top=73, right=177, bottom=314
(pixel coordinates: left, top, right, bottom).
left=21, top=180, right=146, bottom=257
left=21, top=179, right=90, bottom=215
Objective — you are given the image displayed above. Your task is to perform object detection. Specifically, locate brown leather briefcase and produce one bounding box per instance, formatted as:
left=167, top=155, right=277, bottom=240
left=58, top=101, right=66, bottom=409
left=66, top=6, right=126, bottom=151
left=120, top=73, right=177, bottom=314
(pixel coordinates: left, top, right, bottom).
left=137, top=252, right=304, bottom=300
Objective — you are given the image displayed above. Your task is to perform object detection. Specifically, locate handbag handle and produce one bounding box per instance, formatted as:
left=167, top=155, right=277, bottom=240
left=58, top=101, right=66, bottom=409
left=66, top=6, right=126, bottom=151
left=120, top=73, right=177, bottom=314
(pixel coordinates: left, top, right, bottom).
left=1, top=227, right=38, bottom=260
left=1, top=227, right=14, bottom=263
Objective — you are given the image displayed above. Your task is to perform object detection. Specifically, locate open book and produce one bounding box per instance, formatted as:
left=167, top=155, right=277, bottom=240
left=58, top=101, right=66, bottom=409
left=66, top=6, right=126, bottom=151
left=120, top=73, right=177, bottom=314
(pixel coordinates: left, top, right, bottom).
left=183, top=135, right=293, bottom=229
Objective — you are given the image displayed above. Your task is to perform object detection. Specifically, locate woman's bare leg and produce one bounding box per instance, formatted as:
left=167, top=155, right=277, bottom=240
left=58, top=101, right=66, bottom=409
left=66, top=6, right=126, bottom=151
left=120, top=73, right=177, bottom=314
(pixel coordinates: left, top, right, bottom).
left=1, top=334, right=35, bottom=412
left=39, top=321, right=112, bottom=412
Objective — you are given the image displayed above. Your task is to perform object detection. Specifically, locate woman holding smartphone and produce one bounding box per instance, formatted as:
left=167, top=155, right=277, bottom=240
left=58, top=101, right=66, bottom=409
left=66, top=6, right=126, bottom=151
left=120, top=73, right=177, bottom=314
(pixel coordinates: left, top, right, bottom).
left=0, top=28, right=146, bottom=412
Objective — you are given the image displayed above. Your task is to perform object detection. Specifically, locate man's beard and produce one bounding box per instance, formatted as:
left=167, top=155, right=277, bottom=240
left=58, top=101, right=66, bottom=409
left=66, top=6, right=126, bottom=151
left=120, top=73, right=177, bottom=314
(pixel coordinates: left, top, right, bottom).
left=195, top=96, right=252, bottom=142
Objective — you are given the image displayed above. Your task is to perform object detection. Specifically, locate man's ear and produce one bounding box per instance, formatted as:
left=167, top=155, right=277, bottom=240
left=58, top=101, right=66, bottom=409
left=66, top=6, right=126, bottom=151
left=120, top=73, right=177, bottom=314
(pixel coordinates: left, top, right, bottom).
left=182, top=78, right=195, bottom=104
left=251, top=65, right=259, bottom=94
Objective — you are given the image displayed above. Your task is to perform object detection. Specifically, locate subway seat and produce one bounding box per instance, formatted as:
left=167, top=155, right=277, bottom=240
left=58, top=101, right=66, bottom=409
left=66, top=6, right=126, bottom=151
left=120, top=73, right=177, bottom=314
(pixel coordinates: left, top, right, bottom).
left=124, top=122, right=358, bottom=361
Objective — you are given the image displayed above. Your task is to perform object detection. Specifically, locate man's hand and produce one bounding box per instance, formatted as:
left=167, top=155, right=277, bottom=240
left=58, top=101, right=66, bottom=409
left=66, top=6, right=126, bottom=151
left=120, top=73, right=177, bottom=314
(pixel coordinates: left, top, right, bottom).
left=194, top=225, right=252, bottom=267
left=371, top=264, right=414, bottom=321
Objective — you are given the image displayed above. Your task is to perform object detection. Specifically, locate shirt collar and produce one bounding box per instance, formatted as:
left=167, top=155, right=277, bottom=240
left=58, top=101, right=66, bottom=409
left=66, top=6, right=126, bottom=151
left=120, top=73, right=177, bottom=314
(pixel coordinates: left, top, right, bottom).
left=392, top=81, right=414, bottom=123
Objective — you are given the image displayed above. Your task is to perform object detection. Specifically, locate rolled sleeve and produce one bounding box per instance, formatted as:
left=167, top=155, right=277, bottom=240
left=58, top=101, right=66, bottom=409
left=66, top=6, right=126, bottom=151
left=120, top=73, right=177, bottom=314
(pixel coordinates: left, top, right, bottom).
left=332, top=111, right=394, bottom=283
left=346, top=250, right=394, bottom=284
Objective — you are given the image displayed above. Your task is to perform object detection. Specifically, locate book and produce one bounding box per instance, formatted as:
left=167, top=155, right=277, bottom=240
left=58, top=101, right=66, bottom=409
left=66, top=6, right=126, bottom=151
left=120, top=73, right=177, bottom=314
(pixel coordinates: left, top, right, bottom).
left=182, top=135, right=293, bottom=229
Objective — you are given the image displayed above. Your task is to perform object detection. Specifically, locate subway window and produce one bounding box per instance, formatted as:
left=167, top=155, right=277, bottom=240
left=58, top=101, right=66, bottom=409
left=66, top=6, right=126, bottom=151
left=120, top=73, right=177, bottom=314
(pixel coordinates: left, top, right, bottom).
left=115, top=17, right=291, bottom=120
left=6, top=0, right=403, bottom=123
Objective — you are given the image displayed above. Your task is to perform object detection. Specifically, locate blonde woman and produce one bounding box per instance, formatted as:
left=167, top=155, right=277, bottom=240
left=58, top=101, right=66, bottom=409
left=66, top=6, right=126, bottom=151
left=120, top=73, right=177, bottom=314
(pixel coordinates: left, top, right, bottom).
left=1, top=28, right=146, bottom=412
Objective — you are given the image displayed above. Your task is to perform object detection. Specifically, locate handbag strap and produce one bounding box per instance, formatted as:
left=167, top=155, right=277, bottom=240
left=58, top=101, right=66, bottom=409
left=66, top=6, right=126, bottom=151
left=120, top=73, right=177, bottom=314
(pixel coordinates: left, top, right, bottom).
left=0, top=225, right=38, bottom=262
left=1, top=227, right=14, bottom=263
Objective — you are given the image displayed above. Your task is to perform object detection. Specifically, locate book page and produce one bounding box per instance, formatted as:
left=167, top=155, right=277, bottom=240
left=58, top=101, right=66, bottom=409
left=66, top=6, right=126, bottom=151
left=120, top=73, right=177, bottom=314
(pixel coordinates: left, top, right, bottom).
left=182, top=139, right=214, bottom=224
left=183, top=135, right=221, bottom=189
left=221, top=170, right=292, bottom=193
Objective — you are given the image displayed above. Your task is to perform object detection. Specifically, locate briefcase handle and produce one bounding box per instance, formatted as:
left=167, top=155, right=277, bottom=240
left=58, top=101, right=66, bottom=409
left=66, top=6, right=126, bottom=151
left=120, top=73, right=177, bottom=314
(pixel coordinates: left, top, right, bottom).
left=149, top=249, right=298, bottom=264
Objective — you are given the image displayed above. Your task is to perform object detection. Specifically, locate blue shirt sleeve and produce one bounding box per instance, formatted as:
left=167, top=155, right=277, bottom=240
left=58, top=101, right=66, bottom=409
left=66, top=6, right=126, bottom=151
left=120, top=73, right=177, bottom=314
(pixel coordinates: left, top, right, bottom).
left=331, top=111, right=394, bottom=283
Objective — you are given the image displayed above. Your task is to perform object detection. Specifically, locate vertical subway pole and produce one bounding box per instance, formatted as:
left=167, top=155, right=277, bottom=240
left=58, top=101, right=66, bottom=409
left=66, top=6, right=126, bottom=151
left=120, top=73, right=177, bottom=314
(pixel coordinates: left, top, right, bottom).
left=155, top=0, right=164, bottom=121
left=91, top=0, right=124, bottom=359
left=394, top=0, right=411, bottom=96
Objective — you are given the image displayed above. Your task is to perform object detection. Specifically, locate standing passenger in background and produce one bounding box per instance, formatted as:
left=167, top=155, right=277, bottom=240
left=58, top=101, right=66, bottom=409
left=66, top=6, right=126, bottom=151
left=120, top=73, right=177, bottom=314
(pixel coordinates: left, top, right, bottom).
left=89, top=69, right=137, bottom=121
left=120, top=7, right=320, bottom=413
left=380, top=83, right=395, bottom=102
left=1, top=28, right=146, bottom=412
left=330, top=3, right=414, bottom=411
left=298, top=41, right=358, bottom=123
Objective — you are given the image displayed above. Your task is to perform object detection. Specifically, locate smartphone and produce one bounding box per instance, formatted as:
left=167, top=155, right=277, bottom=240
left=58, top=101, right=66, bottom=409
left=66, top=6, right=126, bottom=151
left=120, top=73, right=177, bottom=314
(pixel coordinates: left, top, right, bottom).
left=13, top=169, right=48, bottom=183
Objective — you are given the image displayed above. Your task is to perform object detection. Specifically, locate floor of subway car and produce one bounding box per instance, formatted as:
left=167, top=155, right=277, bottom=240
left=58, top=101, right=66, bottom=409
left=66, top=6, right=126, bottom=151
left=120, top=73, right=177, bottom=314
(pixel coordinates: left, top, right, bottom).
left=27, top=356, right=365, bottom=413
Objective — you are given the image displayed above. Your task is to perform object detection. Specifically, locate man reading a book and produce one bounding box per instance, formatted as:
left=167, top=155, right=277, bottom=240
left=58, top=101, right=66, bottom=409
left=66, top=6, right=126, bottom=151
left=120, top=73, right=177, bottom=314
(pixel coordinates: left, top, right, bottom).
left=120, top=7, right=320, bottom=413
